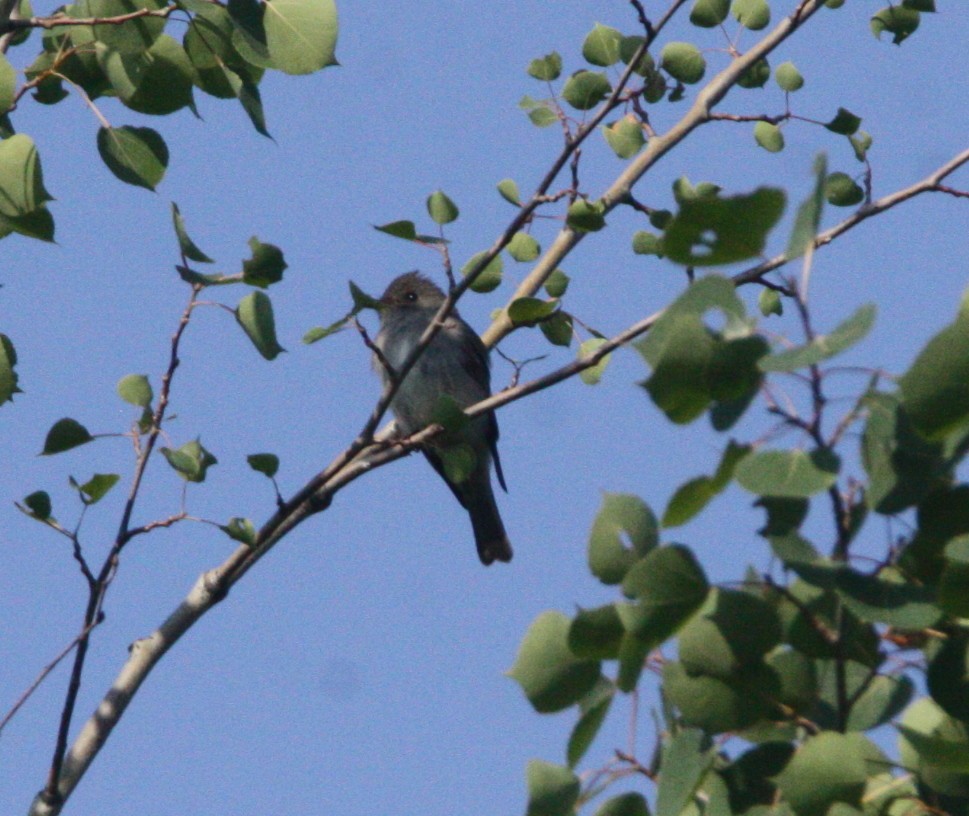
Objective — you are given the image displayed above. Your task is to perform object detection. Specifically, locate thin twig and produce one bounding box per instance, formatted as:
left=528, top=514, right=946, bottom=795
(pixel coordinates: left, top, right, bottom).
left=1, top=4, right=177, bottom=33
left=0, top=618, right=103, bottom=737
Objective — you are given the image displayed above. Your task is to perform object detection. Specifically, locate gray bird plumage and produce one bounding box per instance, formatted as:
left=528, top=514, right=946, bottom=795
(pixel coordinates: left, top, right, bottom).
left=374, top=271, right=512, bottom=565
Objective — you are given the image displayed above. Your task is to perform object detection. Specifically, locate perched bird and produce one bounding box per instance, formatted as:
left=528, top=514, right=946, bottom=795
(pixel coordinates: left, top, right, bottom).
left=374, top=271, right=512, bottom=565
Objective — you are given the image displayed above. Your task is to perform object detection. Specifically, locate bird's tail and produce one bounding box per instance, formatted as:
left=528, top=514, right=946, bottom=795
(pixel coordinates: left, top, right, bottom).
left=467, top=481, right=513, bottom=566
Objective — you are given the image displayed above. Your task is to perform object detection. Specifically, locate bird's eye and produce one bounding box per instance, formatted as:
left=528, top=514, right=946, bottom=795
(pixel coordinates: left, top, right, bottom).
left=404, top=290, right=418, bottom=302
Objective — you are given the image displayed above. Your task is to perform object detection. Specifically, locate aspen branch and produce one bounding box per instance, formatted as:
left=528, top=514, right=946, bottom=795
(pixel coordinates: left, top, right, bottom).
left=732, top=146, right=969, bottom=286
left=0, top=4, right=178, bottom=34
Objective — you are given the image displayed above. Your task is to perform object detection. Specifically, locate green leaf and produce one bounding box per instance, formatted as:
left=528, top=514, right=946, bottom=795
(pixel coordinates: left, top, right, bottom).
left=508, top=297, right=558, bottom=328
left=508, top=611, right=601, bottom=713
left=582, top=23, right=622, bottom=67
left=349, top=280, right=380, bottom=313
left=898, top=697, right=969, bottom=773
left=786, top=154, right=828, bottom=260
left=768, top=650, right=818, bottom=715
left=461, top=251, right=503, bottom=293
left=903, top=0, right=935, bottom=10
left=260, top=0, right=338, bottom=74
left=527, top=51, right=562, bottom=81
left=774, top=733, right=869, bottom=816
left=228, top=0, right=271, bottom=66
left=588, top=493, right=658, bottom=584
left=242, top=236, right=287, bottom=288
left=99, top=35, right=196, bottom=116
left=754, top=496, right=809, bottom=536
left=247, top=453, right=279, bottom=478
left=569, top=605, right=624, bottom=660
left=862, top=392, right=945, bottom=514
left=616, top=631, right=651, bottom=692
left=690, top=0, right=730, bottom=28
left=927, top=631, right=969, bottom=723
left=735, top=448, right=840, bottom=498
left=833, top=566, right=939, bottom=629
left=732, top=0, right=770, bottom=30
left=176, top=266, right=241, bottom=287
left=507, top=231, right=541, bottom=262
left=220, top=516, right=257, bottom=545
left=824, top=107, right=862, bottom=135
left=528, top=106, right=559, bottom=128
left=754, top=121, right=784, bottom=153
left=567, top=680, right=615, bottom=768
left=660, top=42, right=706, bottom=84
left=374, top=220, right=417, bottom=240
left=678, top=588, right=781, bottom=677
left=619, top=545, right=709, bottom=644
left=662, top=441, right=750, bottom=527
left=88, top=0, right=167, bottom=53
left=578, top=337, right=611, bottom=385
left=426, top=190, right=458, bottom=225
left=497, top=178, right=521, bottom=205
left=618, top=36, right=653, bottom=76
left=632, top=230, right=663, bottom=256
left=96, top=126, right=168, bottom=191
left=305, top=320, right=348, bottom=350
left=759, top=303, right=876, bottom=371
left=663, top=188, right=786, bottom=266
left=0, top=333, right=21, bottom=405
left=841, top=672, right=913, bottom=731
left=0, top=134, right=55, bottom=241
left=656, top=729, right=715, bottom=816
left=236, top=291, right=285, bottom=360
left=42, top=418, right=94, bottom=455
left=759, top=288, right=782, bottom=317
left=161, top=438, right=217, bottom=482
left=595, top=793, right=650, bottom=816
left=171, top=202, right=214, bottom=263
left=525, top=760, right=580, bottom=816
left=544, top=269, right=570, bottom=298
left=24, top=490, right=52, bottom=520
left=662, top=661, right=778, bottom=733
left=117, top=374, right=153, bottom=407
left=775, top=61, right=804, bottom=92
left=429, top=396, right=471, bottom=437
left=603, top=115, right=645, bottom=159
left=871, top=6, right=920, bottom=44
left=566, top=199, right=606, bottom=233
left=825, top=172, right=864, bottom=206
left=640, top=316, right=767, bottom=424
left=940, top=557, right=969, bottom=618
left=737, top=58, right=770, bottom=89
left=899, top=296, right=969, bottom=441
left=561, top=70, right=611, bottom=110
left=849, top=131, right=872, bottom=163
left=0, top=53, right=16, bottom=113
left=74, top=473, right=121, bottom=505
left=540, top=312, right=573, bottom=347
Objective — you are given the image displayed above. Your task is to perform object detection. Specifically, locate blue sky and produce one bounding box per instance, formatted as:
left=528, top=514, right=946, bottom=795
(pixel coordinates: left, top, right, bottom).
left=2, top=1, right=968, bottom=814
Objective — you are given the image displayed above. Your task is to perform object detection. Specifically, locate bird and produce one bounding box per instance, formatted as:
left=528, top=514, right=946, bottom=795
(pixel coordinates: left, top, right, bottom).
left=374, top=271, right=512, bottom=565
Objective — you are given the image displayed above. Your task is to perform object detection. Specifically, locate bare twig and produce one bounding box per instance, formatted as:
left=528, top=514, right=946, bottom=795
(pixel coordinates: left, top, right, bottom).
left=0, top=618, right=103, bottom=737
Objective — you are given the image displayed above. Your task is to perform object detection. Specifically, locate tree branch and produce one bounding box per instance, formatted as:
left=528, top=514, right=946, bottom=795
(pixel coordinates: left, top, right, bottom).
left=0, top=4, right=177, bottom=34
left=482, top=0, right=831, bottom=346
left=732, top=146, right=969, bottom=287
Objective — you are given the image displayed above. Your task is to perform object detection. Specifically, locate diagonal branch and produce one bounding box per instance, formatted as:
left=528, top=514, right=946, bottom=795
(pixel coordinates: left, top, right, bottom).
left=482, top=0, right=831, bottom=347
left=732, top=146, right=969, bottom=286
